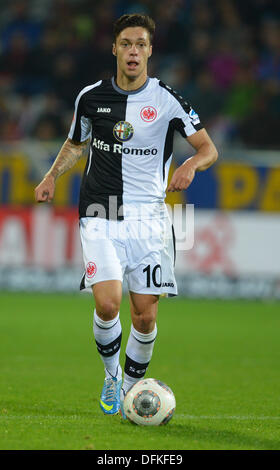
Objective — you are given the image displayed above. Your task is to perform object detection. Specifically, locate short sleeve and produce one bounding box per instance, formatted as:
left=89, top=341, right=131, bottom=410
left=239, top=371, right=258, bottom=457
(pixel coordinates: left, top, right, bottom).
left=68, top=88, right=92, bottom=143
left=159, top=81, right=203, bottom=137
left=171, top=99, right=203, bottom=137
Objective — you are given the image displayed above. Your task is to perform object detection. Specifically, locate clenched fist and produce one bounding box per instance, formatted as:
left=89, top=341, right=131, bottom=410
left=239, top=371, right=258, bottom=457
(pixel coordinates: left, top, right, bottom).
left=34, top=174, right=55, bottom=203
left=167, top=158, right=196, bottom=192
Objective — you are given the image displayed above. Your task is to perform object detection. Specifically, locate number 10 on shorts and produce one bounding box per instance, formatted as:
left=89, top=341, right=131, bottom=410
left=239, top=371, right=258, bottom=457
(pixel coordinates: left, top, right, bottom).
left=143, top=264, right=162, bottom=288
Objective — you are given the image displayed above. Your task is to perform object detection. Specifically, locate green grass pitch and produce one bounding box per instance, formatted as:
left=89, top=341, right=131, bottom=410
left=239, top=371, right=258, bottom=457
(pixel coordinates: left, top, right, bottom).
left=0, top=292, right=279, bottom=450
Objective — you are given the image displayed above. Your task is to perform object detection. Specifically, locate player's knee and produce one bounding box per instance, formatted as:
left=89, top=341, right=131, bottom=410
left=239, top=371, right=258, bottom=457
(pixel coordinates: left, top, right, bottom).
left=133, top=310, right=157, bottom=333
left=96, top=298, right=120, bottom=321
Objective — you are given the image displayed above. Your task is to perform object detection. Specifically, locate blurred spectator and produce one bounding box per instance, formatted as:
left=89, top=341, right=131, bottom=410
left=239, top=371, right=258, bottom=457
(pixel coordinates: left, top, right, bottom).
left=224, top=63, right=259, bottom=119
left=51, top=54, right=81, bottom=107
left=188, top=30, right=212, bottom=78
left=190, top=0, right=216, bottom=32
left=187, top=68, right=225, bottom=125
left=32, top=117, right=64, bottom=141
left=238, top=83, right=280, bottom=149
left=207, top=37, right=239, bottom=90
left=0, top=0, right=279, bottom=149
left=257, top=17, right=280, bottom=81
left=0, top=112, right=22, bottom=141
left=0, top=32, right=31, bottom=80
left=1, top=0, right=43, bottom=51
left=153, top=0, right=189, bottom=54
left=31, top=92, right=67, bottom=140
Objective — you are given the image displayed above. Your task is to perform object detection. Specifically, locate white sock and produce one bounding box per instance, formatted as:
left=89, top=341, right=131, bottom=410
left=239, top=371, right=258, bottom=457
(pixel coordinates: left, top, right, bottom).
left=123, top=324, right=157, bottom=394
left=93, top=309, right=122, bottom=380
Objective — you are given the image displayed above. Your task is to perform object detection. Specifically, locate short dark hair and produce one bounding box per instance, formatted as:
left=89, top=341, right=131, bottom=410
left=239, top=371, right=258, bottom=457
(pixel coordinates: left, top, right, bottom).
left=113, top=14, right=155, bottom=44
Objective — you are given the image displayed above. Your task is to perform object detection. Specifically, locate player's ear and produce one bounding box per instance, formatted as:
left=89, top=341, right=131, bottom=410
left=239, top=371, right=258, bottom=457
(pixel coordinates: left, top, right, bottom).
left=148, top=45, right=152, bottom=58
left=112, top=43, right=117, bottom=56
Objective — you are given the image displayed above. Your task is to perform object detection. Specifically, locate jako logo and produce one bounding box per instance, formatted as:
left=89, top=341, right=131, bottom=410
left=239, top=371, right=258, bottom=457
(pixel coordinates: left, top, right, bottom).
left=97, top=107, right=111, bottom=113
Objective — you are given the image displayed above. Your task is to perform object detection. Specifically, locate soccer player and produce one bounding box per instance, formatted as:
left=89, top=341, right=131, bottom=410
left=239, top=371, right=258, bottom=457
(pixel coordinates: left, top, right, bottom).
left=35, top=14, right=218, bottom=418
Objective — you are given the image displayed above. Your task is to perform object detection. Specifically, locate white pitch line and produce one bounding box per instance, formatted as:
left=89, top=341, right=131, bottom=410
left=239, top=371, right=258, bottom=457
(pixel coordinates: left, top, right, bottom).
left=1, top=414, right=280, bottom=421
left=177, top=415, right=280, bottom=420
left=0, top=415, right=84, bottom=420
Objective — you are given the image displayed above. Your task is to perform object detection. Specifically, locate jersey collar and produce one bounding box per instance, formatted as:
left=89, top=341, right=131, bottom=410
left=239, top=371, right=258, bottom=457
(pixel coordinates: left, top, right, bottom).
left=111, top=76, right=150, bottom=95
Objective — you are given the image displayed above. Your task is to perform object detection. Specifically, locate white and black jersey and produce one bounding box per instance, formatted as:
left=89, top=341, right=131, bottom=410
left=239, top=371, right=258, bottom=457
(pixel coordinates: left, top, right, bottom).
left=68, top=77, right=203, bottom=220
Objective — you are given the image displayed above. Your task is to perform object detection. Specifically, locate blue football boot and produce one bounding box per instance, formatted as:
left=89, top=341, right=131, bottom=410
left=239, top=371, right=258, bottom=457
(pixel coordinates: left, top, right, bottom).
left=99, top=376, right=122, bottom=415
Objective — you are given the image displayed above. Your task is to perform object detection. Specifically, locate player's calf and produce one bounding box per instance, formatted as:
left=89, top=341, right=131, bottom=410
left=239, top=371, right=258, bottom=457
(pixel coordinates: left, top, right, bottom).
left=122, top=324, right=157, bottom=400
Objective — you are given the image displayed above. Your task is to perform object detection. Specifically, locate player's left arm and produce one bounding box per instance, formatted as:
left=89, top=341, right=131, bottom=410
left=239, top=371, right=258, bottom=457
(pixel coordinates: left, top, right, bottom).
left=167, top=128, right=218, bottom=192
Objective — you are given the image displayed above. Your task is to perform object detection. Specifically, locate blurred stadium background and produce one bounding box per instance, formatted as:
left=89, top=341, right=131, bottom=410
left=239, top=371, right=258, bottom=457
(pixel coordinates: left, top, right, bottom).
left=0, top=0, right=280, bottom=299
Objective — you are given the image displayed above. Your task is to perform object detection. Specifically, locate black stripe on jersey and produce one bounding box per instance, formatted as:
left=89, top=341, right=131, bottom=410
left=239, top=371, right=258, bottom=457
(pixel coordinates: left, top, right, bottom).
left=78, top=79, right=128, bottom=220
left=159, top=80, right=192, bottom=112
left=159, top=80, right=203, bottom=133
left=162, top=117, right=184, bottom=181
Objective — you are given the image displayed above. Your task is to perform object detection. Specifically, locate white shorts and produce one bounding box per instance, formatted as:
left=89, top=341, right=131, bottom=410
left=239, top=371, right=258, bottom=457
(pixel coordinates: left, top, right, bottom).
left=79, top=216, right=177, bottom=297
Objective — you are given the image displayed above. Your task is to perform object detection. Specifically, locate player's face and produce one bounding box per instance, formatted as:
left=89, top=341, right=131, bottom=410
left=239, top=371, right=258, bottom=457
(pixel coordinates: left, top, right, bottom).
left=113, top=27, right=152, bottom=80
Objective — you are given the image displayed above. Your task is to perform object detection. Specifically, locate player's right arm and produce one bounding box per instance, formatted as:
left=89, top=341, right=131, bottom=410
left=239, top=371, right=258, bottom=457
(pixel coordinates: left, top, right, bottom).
left=34, top=137, right=89, bottom=203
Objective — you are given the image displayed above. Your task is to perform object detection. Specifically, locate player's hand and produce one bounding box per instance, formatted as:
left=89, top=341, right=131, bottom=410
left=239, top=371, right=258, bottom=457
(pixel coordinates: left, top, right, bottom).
left=167, top=159, right=196, bottom=192
left=34, top=175, right=55, bottom=203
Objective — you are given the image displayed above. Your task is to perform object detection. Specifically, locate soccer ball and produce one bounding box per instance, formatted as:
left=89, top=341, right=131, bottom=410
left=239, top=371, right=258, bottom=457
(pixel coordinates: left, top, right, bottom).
left=123, top=378, right=176, bottom=426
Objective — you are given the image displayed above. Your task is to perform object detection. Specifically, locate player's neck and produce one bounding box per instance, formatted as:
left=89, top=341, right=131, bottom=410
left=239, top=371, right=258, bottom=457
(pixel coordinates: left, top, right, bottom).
left=115, top=71, right=148, bottom=92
